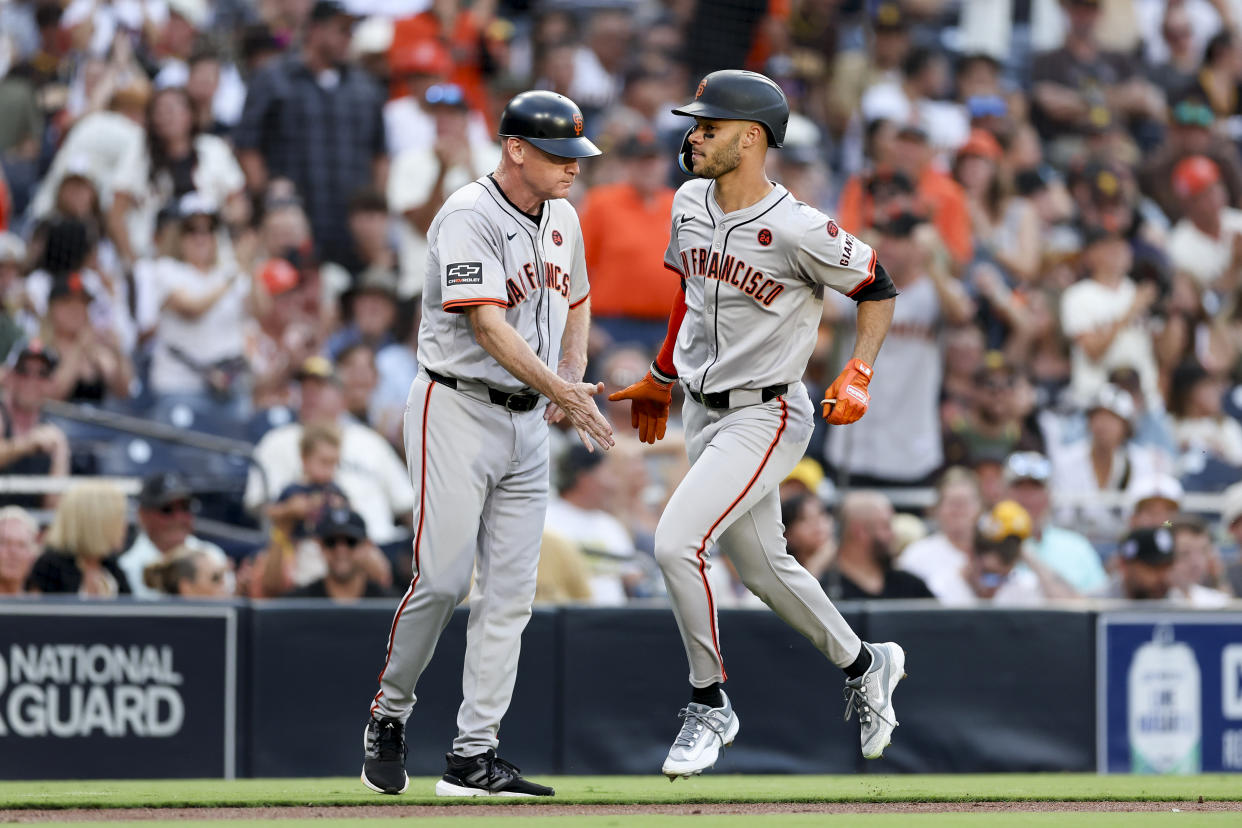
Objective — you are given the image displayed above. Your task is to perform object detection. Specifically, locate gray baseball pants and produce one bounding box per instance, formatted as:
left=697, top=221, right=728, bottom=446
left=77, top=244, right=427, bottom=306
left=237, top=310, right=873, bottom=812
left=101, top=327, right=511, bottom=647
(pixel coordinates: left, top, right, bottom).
left=656, top=383, right=863, bottom=687
left=370, top=374, right=548, bottom=756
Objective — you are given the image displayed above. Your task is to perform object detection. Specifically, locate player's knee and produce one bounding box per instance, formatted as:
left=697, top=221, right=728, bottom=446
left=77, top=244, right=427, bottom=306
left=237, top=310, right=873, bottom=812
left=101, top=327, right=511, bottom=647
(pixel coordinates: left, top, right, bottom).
left=420, top=578, right=472, bottom=607
left=653, top=522, right=691, bottom=571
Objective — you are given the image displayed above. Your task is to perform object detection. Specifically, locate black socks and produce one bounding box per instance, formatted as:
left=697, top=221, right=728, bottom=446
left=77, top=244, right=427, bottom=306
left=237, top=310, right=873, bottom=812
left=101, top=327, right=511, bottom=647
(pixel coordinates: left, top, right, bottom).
left=690, top=682, right=724, bottom=708
left=844, top=642, right=873, bottom=680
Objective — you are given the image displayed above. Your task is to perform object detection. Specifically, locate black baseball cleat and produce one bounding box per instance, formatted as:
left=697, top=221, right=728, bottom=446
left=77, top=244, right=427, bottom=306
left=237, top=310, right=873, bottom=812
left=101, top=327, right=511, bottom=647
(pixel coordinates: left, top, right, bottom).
left=435, top=749, right=555, bottom=797
left=361, top=716, right=409, bottom=794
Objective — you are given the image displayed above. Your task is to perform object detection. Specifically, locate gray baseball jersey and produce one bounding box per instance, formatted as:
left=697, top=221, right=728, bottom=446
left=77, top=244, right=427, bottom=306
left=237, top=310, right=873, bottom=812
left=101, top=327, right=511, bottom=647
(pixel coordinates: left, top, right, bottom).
left=370, top=174, right=588, bottom=757
left=654, top=179, right=886, bottom=688
left=664, top=179, right=878, bottom=393
left=418, top=174, right=590, bottom=393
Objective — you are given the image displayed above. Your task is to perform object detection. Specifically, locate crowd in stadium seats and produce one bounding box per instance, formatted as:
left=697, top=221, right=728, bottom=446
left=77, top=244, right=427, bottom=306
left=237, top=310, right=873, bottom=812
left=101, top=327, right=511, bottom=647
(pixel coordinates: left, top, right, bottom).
left=1, top=0, right=1241, bottom=607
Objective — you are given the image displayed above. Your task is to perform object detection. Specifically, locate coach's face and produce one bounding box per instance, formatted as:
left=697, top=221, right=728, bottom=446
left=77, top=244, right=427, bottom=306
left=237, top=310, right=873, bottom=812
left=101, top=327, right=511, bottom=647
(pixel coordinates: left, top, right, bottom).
left=516, top=139, right=580, bottom=200
left=686, top=118, right=747, bottom=178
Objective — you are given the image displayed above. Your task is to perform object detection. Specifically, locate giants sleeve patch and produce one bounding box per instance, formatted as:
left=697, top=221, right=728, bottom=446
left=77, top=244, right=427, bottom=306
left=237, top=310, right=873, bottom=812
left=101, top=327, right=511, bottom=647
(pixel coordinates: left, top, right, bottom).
left=446, top=262, right=483, bottom=286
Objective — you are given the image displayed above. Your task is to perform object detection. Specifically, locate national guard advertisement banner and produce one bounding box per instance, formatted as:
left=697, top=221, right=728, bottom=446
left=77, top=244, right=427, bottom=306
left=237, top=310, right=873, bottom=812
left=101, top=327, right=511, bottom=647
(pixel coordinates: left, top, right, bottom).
left=0, top=603, right=237, bottom=779
left=1098, top=612, right=1242, bottom=774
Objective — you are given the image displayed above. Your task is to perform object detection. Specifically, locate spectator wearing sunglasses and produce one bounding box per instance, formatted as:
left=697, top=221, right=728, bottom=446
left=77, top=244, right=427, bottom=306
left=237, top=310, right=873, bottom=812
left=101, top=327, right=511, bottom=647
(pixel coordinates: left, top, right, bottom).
left=1004, top=451, right=1108, bottom=594
left=118, top=472, right=231, bottom=599
left=0, top=340, right=69, bottom=510
left=288, top=508, right=390, bottom=600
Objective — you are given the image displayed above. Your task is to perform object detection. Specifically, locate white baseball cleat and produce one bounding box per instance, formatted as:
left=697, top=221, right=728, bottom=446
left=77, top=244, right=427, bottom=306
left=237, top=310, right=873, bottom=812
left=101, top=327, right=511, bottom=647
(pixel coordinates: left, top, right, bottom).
left=660, top=691, right=740, bottom=780
left=843, top=641, right=906, bottom=760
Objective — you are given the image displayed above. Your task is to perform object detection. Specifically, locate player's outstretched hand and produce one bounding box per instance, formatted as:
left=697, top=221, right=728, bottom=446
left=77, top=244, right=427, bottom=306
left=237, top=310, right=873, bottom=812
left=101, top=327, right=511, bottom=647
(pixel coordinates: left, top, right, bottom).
left=554, top=381, right=615, bottom=452
left=607, top=371, right=673, bottom=445
left=821, top=358, right=873, bottom=425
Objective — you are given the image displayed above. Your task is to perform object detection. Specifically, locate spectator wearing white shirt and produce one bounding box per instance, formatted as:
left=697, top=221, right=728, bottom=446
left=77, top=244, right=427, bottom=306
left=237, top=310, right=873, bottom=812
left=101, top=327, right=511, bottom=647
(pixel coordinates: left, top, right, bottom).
left=1166, top=154, right=1242, bottom=291
left=152, top=4, right=248, bottom=132
left=1170, top=515, right=1235, bottom=605
left=29, top=81, right=150, bottom=222
left=1060, top=224, right=1160, bottom=407
left=386, top=41, right=454, bottom=155
left=860, top=46, right=970, bottom=159
left=147, top=193, right=255, bottom=419
left=1051, top=384, right=1165, bottom=540
left=244, top=356, right=414, bottom=544
left=923, top=500, right=1053, bottom=607
left=387, top=83, right=501, bottom=298
left=61, top=0, right=167, bottom=59
left=1220, top=482, right=1242, bottom=596
left=568, top=10, right=632, bottom=116
left=898, top=467, right=983, bottom=587
left=118, top=472, right=231, bottom=599
left=544, top=444, right=642, bottom=606
left=1168, top=360, right=1242, bottom=467
left=106, top=86, right=246, bottom=266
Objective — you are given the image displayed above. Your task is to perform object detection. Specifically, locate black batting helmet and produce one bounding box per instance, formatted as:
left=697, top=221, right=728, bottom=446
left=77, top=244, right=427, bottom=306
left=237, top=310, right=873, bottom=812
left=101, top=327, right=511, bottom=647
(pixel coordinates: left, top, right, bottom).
left=498, top=91, right=601, bottom=158
left=672, top=70, right=790, bottom=147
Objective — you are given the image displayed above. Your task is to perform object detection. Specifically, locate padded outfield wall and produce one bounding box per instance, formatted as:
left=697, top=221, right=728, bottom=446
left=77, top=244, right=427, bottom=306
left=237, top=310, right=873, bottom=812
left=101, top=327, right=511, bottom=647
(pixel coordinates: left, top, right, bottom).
left=0, top=600, right=1238, bottom=778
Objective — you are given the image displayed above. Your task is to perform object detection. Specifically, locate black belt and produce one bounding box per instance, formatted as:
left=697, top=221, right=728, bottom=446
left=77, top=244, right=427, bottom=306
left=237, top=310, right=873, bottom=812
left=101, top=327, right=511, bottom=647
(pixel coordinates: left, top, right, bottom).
left=426, top=369, right=541, bottom=412
left=687, top=383, right=789, bottom=410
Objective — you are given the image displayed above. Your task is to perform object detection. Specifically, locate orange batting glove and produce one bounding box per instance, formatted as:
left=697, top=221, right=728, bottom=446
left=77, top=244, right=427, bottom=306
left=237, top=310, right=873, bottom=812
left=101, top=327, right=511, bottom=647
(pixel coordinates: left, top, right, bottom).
left=607, top=370, right=673, bottom=444
left=822, top=358, right=874, bottom=425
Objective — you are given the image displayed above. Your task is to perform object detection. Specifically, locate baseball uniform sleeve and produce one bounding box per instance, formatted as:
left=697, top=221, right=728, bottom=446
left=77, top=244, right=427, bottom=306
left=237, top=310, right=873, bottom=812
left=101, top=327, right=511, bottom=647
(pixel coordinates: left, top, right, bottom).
left=568, top=217, right=590, bottom=308
left=794, top=216, right=883, bottom=298
left=435, top=208, right=508, bottom=313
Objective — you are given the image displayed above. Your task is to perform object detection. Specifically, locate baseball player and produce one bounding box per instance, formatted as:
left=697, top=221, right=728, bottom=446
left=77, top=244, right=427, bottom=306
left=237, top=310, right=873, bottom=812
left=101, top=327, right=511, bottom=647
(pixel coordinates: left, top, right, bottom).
left=609, top=70, right=906, bottom=778
left=361, top=90, right=613, bottom=798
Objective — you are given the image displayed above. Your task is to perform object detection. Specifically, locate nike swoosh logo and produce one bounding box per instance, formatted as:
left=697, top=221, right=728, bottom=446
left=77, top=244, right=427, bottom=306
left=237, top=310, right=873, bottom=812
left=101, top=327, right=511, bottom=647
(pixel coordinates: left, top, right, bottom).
left=506, top=232, right=517, bottom=240
left=679, top=214, right=693, bottom=225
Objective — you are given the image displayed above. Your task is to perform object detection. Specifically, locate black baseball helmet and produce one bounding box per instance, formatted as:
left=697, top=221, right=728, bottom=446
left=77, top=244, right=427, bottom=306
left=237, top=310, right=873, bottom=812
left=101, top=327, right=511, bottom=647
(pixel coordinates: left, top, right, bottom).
left=672, top=70, right=790, bottom=148
left=498, top=90, right=601, bottom=158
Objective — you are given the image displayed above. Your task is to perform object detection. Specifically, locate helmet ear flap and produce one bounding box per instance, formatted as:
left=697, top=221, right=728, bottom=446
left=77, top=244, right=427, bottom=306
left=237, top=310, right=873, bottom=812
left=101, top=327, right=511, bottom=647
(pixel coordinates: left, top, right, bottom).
left=677, top=126, right=697, bottom=176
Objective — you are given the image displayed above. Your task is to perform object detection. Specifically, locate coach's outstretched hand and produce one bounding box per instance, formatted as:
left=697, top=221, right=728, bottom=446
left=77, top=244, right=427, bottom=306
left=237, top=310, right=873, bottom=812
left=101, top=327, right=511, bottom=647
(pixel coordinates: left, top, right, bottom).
left=608, top=371, right=673, bottom=445
left=553, top=380, right=615, bottom=452
left=821, top=358, right=873, bottom=425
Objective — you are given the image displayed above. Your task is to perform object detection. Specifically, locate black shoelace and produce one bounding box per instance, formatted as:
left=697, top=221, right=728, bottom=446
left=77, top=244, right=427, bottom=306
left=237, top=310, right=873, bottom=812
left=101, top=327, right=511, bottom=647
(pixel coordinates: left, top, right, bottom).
left=372, top=722, right=405, bottom=761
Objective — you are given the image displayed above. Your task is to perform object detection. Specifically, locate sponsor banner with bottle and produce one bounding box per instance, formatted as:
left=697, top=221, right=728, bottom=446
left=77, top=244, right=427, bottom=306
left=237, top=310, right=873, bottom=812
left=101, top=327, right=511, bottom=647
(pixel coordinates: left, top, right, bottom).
left=1098, top=612, right=1242, bottom=774
left=0, top=603, right=237, bottom=779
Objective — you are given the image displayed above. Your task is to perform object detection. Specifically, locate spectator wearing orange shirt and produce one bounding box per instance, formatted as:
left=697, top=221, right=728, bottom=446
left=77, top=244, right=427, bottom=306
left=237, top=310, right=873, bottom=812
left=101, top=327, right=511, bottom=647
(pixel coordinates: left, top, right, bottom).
left=579, top=130, right=678, bottom=349
left=387, top=4, right=496, bottom=127
left=837, top=122, right=973, bottom=267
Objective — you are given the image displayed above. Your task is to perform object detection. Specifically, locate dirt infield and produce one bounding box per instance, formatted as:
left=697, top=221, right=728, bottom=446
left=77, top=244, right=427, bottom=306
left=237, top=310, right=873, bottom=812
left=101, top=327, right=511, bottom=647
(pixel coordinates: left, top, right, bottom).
left=5, top=801, right=1242, bottom=821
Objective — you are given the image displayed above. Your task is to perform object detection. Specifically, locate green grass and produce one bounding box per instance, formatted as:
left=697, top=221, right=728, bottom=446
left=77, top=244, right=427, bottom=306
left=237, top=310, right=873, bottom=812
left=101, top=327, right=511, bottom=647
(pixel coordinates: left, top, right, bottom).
left=37, top=818, right=1242, bottom=828
left=1, top=775, right=1239, bottom=810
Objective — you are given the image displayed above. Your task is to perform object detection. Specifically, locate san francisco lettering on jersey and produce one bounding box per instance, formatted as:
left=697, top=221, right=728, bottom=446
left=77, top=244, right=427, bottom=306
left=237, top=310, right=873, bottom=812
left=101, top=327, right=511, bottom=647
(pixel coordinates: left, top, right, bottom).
left=678, top=247, right=785, bottom=306
left=504, top=261, right=571, bottom=307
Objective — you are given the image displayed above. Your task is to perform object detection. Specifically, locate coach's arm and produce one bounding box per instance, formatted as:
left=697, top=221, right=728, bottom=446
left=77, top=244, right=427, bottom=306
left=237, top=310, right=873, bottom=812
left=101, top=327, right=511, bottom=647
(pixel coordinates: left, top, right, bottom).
left=465, top=304, right=613, bottom=451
